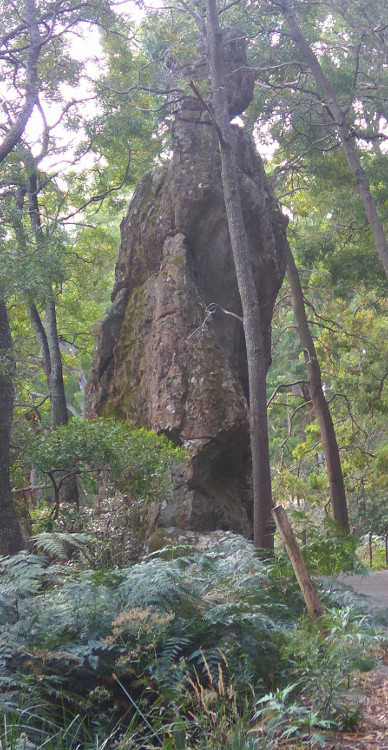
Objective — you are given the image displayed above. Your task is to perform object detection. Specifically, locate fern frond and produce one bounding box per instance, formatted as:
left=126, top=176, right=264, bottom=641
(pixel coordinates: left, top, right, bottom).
left=158, top=636, right=191, bottom=674
left=0, top=552, right=48, bottom=601
left=32, top=532, right=92, bottom=560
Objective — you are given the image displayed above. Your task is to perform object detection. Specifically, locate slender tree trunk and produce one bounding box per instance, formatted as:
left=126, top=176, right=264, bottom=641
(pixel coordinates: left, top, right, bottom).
left=207, top=0, right=274, bottom=550
left=28, top=299, right=68, bottom=428
left=286, top=247, right=350, bottom=532
left=282, top=4, right=388, bottom=279
left=0, top=298, right=25, bottom=555
left=26, top=172, right=69, bottom=428
left=28, top=302, right=51, bottom=378
left=26, top=172, right=78, bottom=504
left=45, top=293, right=69, bottom=428
left=43, top=293, right=78, bottom=505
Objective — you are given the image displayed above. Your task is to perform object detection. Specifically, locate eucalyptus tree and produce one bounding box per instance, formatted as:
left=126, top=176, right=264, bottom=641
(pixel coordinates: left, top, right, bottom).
left=287, top=157, right=388, bottom=532
left=11, top=164, right=79, bottom=442
left=205, top=0, right=358, bottom=540
left=2, top=149, right=83, bottom=503
left=0, top=0, right=132, bottom=519
left=0, top=298, right=25, bottom=554
left=279, top=0, right=388, bottom=278
left=0, top=0, right=117, bottom=163
left=268, top=154, right=387, bottom=537
left=206, top=0, right=276, bottom=549
left=0, top=142, right=26, bottom=554
left=286, top=247, right=349, bottom=532
left=0, top=0, right=40, bottom=163
left=248, top=0, right=388, bottom=276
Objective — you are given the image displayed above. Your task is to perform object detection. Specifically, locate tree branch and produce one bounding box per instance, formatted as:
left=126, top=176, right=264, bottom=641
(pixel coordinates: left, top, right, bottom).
left=0, top=0, right=41, bottom=164
left=267, top=380, right=307, bottom=408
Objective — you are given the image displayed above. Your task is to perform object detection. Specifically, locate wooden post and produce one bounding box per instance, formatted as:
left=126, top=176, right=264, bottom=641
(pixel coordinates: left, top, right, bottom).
left=272, top=505, right=324, bottom=621
left=369, top=532, right=373, bottom=568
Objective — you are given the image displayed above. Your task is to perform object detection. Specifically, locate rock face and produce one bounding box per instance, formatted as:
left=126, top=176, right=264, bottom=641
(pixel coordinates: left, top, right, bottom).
left=86, top=42, right=288, bottom=534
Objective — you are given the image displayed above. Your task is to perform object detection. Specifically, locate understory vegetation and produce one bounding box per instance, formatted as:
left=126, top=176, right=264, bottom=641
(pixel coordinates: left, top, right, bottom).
left=1, top=0, right=387, bottom=746
left=0, top=522, right=382, bottom=749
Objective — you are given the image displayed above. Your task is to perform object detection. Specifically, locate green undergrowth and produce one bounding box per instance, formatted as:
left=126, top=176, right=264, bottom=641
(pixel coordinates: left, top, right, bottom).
left=357, top=533, right=388, bottom=570
left=0, top=532, right=381, bottom=749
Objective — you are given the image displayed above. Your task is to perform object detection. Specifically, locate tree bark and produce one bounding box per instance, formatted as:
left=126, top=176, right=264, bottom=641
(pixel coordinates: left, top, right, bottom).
left=28, top=302, right=51, bottom=379
left=207, top=0, right=274, bottom=550
left=286, top=246, right=350, bottom=532
left=45, top=293, right=69, bottom=428
left=0, top=298, right=25, bottom=556
left=42, top=290, right=79, bottom=506
left=282, top=3, right=388, bottom=279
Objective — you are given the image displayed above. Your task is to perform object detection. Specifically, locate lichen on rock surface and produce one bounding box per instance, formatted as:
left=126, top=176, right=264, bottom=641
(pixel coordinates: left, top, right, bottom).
left=86, top=33, right=288, bottom=535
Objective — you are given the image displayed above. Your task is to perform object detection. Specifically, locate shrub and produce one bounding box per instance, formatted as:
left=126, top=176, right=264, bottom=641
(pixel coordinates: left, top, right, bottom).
left=27, top=418, right=186, bottom=513
left=286, top=511, right=364, bottom=576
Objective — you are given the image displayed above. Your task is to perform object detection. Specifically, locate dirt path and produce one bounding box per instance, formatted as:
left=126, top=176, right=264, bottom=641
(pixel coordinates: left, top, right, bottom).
left=337, top=570, right=388, bottom=614
left=330, top=571, right=388, bottom=749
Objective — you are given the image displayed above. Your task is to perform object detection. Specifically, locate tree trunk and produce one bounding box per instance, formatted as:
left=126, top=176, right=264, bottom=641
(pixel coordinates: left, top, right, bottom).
left=0, top=298, right=25, bottom=556
left=207, top=0, right=274, bottom=550
left=282, top=4, right=388, bottom=279
left=28, top=296, right=68, bottom=429
left=45, top=293, right=69, bottom=428
left=286, top=247, right=350, bottom=532
left=272, top=505, right=324, bottom=621
left=28, top=302, right=51, bottom=378
left=26, top=173, right=78, bottom=505
left=45, top=292, right=79, bottom=506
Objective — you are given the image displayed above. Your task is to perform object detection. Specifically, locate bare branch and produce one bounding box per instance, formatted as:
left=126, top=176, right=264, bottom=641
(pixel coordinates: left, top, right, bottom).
left=267, top=380, right=307, bottom=408
left=187, top=302, right=243, bottom=342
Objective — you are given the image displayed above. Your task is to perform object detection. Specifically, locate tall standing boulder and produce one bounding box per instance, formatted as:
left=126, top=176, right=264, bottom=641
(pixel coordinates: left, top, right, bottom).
left=86, top=37, right=288, bottom=534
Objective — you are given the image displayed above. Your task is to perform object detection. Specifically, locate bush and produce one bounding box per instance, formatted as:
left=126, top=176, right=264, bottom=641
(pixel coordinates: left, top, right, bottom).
left=34, top=494, right=163, bottom=567
left=286, top=511, right=364, bottom=576
left=26, top=417, right=186, bottom=516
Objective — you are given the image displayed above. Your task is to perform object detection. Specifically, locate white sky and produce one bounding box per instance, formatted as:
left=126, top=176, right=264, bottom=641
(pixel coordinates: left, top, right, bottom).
left=9, top=1, right=385, bottom=176
left=26, top=1, right=143, bottom=170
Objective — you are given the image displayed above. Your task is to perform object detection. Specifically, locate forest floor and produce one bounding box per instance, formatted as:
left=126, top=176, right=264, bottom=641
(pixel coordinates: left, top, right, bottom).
left=323, top=570, right=388, bottom=749
left=268, top=570, right=388, bottom=749
left=275, top=571, right=388, bottom=749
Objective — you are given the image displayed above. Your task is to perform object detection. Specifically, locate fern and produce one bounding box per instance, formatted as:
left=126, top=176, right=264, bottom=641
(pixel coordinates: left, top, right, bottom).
left=157, top=635, right=192, bottom=675
left=0, top=533, right=379, bottom=750
left=32, top=532, right=92, bottom=561
left=118, top=558, right=202, bottom=613
left=0, top=552, right=48, bottom=597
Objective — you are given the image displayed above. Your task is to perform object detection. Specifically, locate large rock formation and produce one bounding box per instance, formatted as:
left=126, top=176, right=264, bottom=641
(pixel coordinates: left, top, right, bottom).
left=87, top=39, right=288, bottom=534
